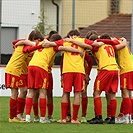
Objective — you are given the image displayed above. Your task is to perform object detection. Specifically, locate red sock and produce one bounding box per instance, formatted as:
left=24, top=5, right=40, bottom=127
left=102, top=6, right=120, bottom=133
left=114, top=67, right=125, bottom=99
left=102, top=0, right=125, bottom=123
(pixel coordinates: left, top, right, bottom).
left=107, top=104, right=111, bottom=117
left=131, top=99, right=133, bottom=118
left=67, top=96, right=71, bottom=115
left=94, top=97, right=102, bottom=116
left=39, top=98, right=46, bottom=117
left=26, top=98, right=33, bottom=115
left=122, top=98, right=131, bottom=115
left=33, top=103, right=38, bottom=116
left=17, top=97, right=25, bottom=115
left=61, top=102, right=68, bottom=120
left=47, top=103, right=53, bottom=117
left=118, top=99, right=124, bottom=117
left=110, top=99, right=117, bottom=117
left=81, top=97, right=88, bottom=117
left=72, top=104, right=80, bottom=120
left=10, top=98, right=17, bottom=119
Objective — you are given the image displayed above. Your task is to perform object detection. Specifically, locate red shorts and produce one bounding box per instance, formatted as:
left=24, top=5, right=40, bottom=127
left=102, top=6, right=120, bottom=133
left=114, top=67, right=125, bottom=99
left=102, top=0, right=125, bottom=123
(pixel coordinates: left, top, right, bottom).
left=120, top=71, right=133, bottom=90
left=62, top=72, right=85, bottom=92
left=94, top=70, right=118, bottom=93
left=48, top=73, right=53, bottom=90
left=5, top=73, right=19, bottom=89
left=28, top=66, right=49, bottom=89
left=18, top=74, right=28, bottom=88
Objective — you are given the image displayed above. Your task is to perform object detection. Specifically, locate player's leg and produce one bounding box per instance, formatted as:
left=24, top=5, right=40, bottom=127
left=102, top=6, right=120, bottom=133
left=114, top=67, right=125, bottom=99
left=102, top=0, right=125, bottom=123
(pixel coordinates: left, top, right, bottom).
left=81, top=85, right=88, bottom=123
left=25, top=89, right=35, bottom=122
left=89, top=90, right=103, bottom=124
left=33, top=90, right=39, bottom=122
left=39, top=88, right=50, bottom=123
left=71, top=91, right=81, bottom=124
left=104, top=92, right=112, bottom=123
left=116, top=89, right=132, bottom=124
left=60, top=91, right=70, bottom=124
left=17, top=86, right=27, bottom=120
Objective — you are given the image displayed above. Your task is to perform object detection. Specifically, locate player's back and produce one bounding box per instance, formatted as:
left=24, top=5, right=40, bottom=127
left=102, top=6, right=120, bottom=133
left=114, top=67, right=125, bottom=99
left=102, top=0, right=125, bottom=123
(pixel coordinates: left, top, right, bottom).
left=93, top=44, right=118, bottom=70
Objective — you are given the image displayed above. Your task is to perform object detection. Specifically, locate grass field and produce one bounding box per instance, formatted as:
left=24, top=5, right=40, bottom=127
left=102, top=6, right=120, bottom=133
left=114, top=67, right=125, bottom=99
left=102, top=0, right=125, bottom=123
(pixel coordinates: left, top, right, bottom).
left=0, top=97, right=132, bottom=133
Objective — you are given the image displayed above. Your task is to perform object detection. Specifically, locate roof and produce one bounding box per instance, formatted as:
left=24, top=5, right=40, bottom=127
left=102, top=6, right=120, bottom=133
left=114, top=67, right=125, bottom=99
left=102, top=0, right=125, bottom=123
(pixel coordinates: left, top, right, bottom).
left=80, top=14, right=132, bottom=43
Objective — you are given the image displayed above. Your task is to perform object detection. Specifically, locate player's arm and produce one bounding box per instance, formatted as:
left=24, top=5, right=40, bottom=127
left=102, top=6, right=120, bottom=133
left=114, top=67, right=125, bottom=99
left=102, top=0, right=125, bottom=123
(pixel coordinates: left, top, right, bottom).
left=58, top=45, right=84, bottom=57
left=96, top=39, right=120, bottom=45
left=91, top=40, right=104, bottom=47
left=12, top=39, right=25, bottom=45
left=85, top=52, right=93, bottom=76
left=15, top=40, right=36, bottom=46
left=64, top=38, right=93, bottom=50
left=114, top=38, right=127, bottom=50
left=42, top=39, right=66, bottom=48
left=23, top=45, right=43, bottom=53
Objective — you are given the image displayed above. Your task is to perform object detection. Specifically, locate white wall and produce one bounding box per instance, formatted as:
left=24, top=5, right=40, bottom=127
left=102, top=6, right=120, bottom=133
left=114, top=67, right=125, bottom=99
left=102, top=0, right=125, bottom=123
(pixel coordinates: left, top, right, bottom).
left=2, top=0, right=40, bottom=38
left=0, top=67, right=122, bottom=97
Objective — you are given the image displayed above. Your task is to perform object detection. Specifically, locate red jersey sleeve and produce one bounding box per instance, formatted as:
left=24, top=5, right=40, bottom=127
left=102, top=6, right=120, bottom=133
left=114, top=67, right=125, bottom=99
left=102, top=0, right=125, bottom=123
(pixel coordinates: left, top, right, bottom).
left=85, top=52, right=93, bottom=75
left=55, top=39, right=64, bottom=45
left=54, top=40, right=64, bottom=51
left=97, top=39, right=120, bottom=45
left=22, top=42, right=42, bottom=53
left=12, top=39, right=25, bottom=45
left=84, top=38, right=94, bottom=45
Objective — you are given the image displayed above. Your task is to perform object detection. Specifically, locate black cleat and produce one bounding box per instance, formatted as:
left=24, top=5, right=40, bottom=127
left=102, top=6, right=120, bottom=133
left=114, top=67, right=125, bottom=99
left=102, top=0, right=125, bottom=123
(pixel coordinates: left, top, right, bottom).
left=108, top=117, right=115, bottom=124
left=89, top=116, right=103, bottom=124
left=104, top=117, right=111, bottom=124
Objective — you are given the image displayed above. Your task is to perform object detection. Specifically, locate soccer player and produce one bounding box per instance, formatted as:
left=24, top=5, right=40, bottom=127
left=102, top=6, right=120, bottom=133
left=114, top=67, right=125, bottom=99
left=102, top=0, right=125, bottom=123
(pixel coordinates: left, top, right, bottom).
left=32, top=30, right=58, bottom=122
left=25, top=34, right=84, bottom=123
left=5, top=30, right=45, bottom=122
left=51, top=29, right=103, bottom=124
left=88, top=33, right=127, bottom=124
left=112, top=38, right=133, bottom=124
left=97, top=35, right=133, bottom=124
left=58, top=51, right=93, bottom=123
left=80, top=52, right=93, bottom=123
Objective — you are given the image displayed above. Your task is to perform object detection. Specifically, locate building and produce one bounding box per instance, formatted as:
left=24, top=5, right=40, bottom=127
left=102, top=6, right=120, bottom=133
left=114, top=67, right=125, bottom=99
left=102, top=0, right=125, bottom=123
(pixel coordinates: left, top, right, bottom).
left=0, top=0, right=132, bottom=64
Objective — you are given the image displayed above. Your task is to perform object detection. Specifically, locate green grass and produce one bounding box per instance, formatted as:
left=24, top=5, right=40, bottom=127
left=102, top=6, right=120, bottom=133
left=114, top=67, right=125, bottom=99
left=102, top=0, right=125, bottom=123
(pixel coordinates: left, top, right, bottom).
left=0, top=97, right=132, bottom=133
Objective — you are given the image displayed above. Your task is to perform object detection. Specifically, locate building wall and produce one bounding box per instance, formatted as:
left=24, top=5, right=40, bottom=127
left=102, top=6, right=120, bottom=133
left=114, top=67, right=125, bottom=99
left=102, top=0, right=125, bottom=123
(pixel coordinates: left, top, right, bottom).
left=120, top=0, right=132, bottom=14
left=1, top=0, right=40, bottom=38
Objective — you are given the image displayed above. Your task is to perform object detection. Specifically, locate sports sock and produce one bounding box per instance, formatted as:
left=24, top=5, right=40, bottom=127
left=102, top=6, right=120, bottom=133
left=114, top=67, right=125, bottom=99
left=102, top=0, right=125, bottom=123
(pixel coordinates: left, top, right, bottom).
left=110, top=99, right=117, bottom=117
left=61, top=102, right=68, bottom=120
left=10, top=98, right=17, bottom=119
left=131, top=99, right=133, bottom=118
left=33, top=103, right=38, bottom=116
left=118, top=99, right=124, bottom=117
left=94, top=97, right=102, bottom=117
left=39, top=98, right=46, bottom=117
left=107, top=104, right=111, bottom=118
left=72, top=104, right=80, bottom=120
left=67, top=96, right=71, bottom=116
left=121, top=98, right=131, bottom=115
left=17, top=97, right=25, bottom=115
left=26, top=98, right=33, bottom=115
left=81, top=97, right=88, bottom=117
left=47, top=103, right=53, bottom=117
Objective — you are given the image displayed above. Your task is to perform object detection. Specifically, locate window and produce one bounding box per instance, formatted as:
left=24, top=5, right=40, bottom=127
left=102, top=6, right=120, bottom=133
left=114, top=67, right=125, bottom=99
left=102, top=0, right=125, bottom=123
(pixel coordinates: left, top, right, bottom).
left=110, top=0, right=119, bottom=14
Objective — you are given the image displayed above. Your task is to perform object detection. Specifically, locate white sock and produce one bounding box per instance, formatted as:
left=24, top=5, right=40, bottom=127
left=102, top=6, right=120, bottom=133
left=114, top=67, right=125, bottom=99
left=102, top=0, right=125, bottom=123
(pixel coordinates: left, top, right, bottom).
left=26, top=115, right=30, bottom=121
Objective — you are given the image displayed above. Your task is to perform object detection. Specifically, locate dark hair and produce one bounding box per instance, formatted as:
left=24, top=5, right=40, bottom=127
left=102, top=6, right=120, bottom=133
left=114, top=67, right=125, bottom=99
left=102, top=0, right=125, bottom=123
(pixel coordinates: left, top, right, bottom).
left=89, top=34, right=98, bottom=41
left=48, top=30, right=58, bottom=38
left=49, top=34, right=62, bottom=42
left=67, top=29, right=80, bottom=37
left=85, top=30, right=98, bottom=39
left=100, top=33, right=111, bottom=39
left=28, top=30, right=44, bottom=41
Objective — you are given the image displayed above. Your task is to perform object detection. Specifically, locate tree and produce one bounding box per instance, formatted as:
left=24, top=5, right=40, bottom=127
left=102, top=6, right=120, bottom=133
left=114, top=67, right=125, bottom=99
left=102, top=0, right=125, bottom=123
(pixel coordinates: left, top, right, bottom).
left=33, top=9, right=52, bottom=36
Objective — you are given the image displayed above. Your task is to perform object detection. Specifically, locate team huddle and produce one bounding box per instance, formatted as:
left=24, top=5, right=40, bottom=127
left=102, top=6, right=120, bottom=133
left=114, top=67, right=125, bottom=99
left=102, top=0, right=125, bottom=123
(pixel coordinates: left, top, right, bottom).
left=5, top=29, right=133, bottom=124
